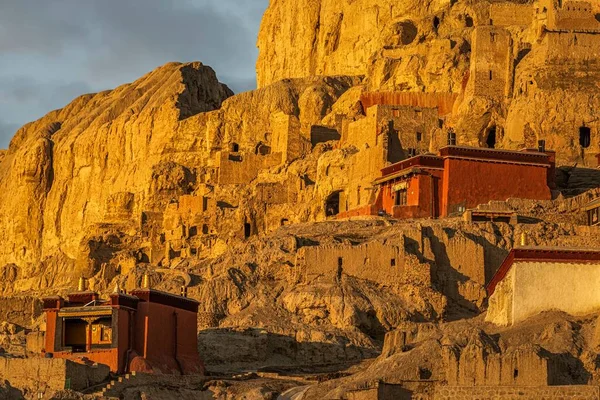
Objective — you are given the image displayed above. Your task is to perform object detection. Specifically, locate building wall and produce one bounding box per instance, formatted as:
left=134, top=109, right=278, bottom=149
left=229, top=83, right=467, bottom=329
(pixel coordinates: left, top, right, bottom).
left=293, top=240, right=431, bottom=286
left=444, top=345, right=550, bottom=387
left=511, top=261, right=600, bottom=324
left=489, top=3, right=534, bottom=27
left=380, top=170, right=444, bottom=219
left=541, top=32, right=600, bottom=63
left=434, top=385, right=599, bottom=400
left=135, top=301, right=201, bottom=375
left=54, top=348, right=120, bottom=374
left=217, top=151, right=282, bottom=185
left=0, top=358, right=109, bottom=393
left=271, top=112, right=310, bottom=162
left=116, top=308, right=133, bottom=374
left=360, top=92, right=458, bottom=116
left=485, top=268, right=515, bottom=326
left=441, top=159, right=551, bottom=217
left=343, top=105, right=442, bottom=214
left=467, top=26, right=512, bottom=100
left=551, top=1, right=600, bottom=31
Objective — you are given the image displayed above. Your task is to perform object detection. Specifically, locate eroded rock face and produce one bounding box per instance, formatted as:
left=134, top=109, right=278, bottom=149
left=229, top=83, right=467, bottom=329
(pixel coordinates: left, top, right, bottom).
left=258, top=0, right=600, bottom=164
left=0, top=62, right=232, bottom=288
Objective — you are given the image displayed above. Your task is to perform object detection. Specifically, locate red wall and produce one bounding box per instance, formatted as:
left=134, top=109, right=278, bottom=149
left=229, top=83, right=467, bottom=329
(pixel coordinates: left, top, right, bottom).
left=45, top=310, right=57, bottom=353
left=441, top=158, right=551, bottom=216
left=380, top=170, right=443, bottom=219
left=134, top=302, right=202, bottom=374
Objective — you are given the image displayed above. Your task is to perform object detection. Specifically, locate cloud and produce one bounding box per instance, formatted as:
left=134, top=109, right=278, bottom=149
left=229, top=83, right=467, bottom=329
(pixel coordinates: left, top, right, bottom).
left=0, top=0, right=268, bottom=148
left=0, top=120, right=19, bottom=146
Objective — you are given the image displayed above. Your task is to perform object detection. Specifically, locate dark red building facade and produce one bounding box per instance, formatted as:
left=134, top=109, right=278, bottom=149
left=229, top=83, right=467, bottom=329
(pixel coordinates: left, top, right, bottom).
left=43, top=286, right=203, bottom=375
left=374, top=146, right=555, bottom=219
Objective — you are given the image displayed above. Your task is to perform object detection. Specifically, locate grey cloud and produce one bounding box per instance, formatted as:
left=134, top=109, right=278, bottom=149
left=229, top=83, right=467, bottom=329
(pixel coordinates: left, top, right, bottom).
left=0, top=0, right=266, bottom=88
left=0, top=0, right=268, bottom=149
left=0, top=77, right=93, bottom=110
left=0, top=120, right=19, bottom=146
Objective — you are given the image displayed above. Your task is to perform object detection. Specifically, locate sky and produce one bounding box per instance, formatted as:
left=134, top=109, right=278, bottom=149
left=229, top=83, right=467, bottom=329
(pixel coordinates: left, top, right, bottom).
left=0, top=0, right=269, bottom=148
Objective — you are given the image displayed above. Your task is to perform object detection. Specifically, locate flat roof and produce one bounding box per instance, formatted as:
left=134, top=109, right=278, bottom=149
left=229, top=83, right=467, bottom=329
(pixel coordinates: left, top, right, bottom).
left=131, top=288, right=199, bottom=313
left=380, top=154, right=444, bottom=178
left=487, top=247, right=600, bottom=295
left=439, top=146, right=551, bottom=166
left=378, top=146, right=553, bottom=184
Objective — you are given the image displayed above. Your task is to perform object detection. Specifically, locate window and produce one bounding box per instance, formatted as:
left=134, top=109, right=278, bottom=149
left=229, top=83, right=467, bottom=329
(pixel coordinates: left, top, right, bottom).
left=244, top=222, right=252, bottom=238
left=202, top=224, right=209, bottom=235
left=395, top=189, right=408, bottom=206
left=189, top=226, right=198, bottom=237
left=416, top=132, right=422, bottom=142
left=231, top=143, right=240, bottom=152
left=580, top=126, right=591, bottom=148
left=391, top=258, right=396, bottom=267
left=489, top=70, right=493, bottom=80
left=202, top=197, right=208, bottom=212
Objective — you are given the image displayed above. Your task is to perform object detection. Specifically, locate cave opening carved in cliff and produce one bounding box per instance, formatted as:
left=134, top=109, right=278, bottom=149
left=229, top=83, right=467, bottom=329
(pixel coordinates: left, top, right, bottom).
left=580, top=126, right=591, bottom=148
left=486, top=127, right=497, bottom=149
left=325, top=191, right=341, bottom=217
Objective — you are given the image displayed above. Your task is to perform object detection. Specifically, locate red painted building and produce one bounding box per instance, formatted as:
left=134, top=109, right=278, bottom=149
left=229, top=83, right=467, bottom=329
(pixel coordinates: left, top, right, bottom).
left=42, top=285, right=203, bottom=375
left=374, top=146, right=554, bottom=219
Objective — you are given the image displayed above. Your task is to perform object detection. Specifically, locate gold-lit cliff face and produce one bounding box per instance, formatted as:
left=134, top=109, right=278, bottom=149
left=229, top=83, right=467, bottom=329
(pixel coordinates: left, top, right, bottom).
left=0, top=1, right=600, bottom=398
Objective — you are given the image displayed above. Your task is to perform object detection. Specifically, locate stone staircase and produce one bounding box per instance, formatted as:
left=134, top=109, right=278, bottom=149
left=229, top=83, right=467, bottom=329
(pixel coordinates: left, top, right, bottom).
left=92, top=371, right=152, bottom=398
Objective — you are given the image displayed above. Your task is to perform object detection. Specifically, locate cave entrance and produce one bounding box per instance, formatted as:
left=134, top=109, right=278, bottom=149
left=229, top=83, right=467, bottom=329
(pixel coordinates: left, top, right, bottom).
left=486, top=127, right=497, bottom=148
left=465, top=15, right=474, bottom=27
left=580, top=126, right=591, bottom=148
left=325, top=191, right=341, bottom=217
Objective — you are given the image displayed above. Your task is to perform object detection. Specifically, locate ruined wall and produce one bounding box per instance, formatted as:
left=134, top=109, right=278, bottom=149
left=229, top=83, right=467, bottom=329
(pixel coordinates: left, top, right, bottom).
left=434, top=385, right=599, bottom=400
left=271, top=112, right=311, bottom=163
left=0, top=357, right=109, bottom=392
left=342, top=104, right=442, bottom=213
left=489, top=3, right=534, bottom=27
left=293, top=240, right=431, bottom=286
left=467, top=26, right=512, bottom=101
left=550, top=1, right=600, bottom=31
left=360, top=92, right=458, bottom=116
left=217, top=151, right=282, bottom=185
left=376, top=105, right=440, bottom=157
left=541, top=31, right=600, bottom=62
left=444, top=345, right=551, bottom=387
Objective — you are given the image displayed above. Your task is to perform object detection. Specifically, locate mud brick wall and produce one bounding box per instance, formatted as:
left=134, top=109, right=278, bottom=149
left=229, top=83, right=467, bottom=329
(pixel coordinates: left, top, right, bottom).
left=434, top=385, right=599, bottom=400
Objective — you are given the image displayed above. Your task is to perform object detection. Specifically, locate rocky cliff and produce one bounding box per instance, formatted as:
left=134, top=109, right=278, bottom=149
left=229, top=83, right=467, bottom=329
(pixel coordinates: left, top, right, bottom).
left=258, top=0, right=600, bottom=164
left=0, top=0, right=599, bottom=398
